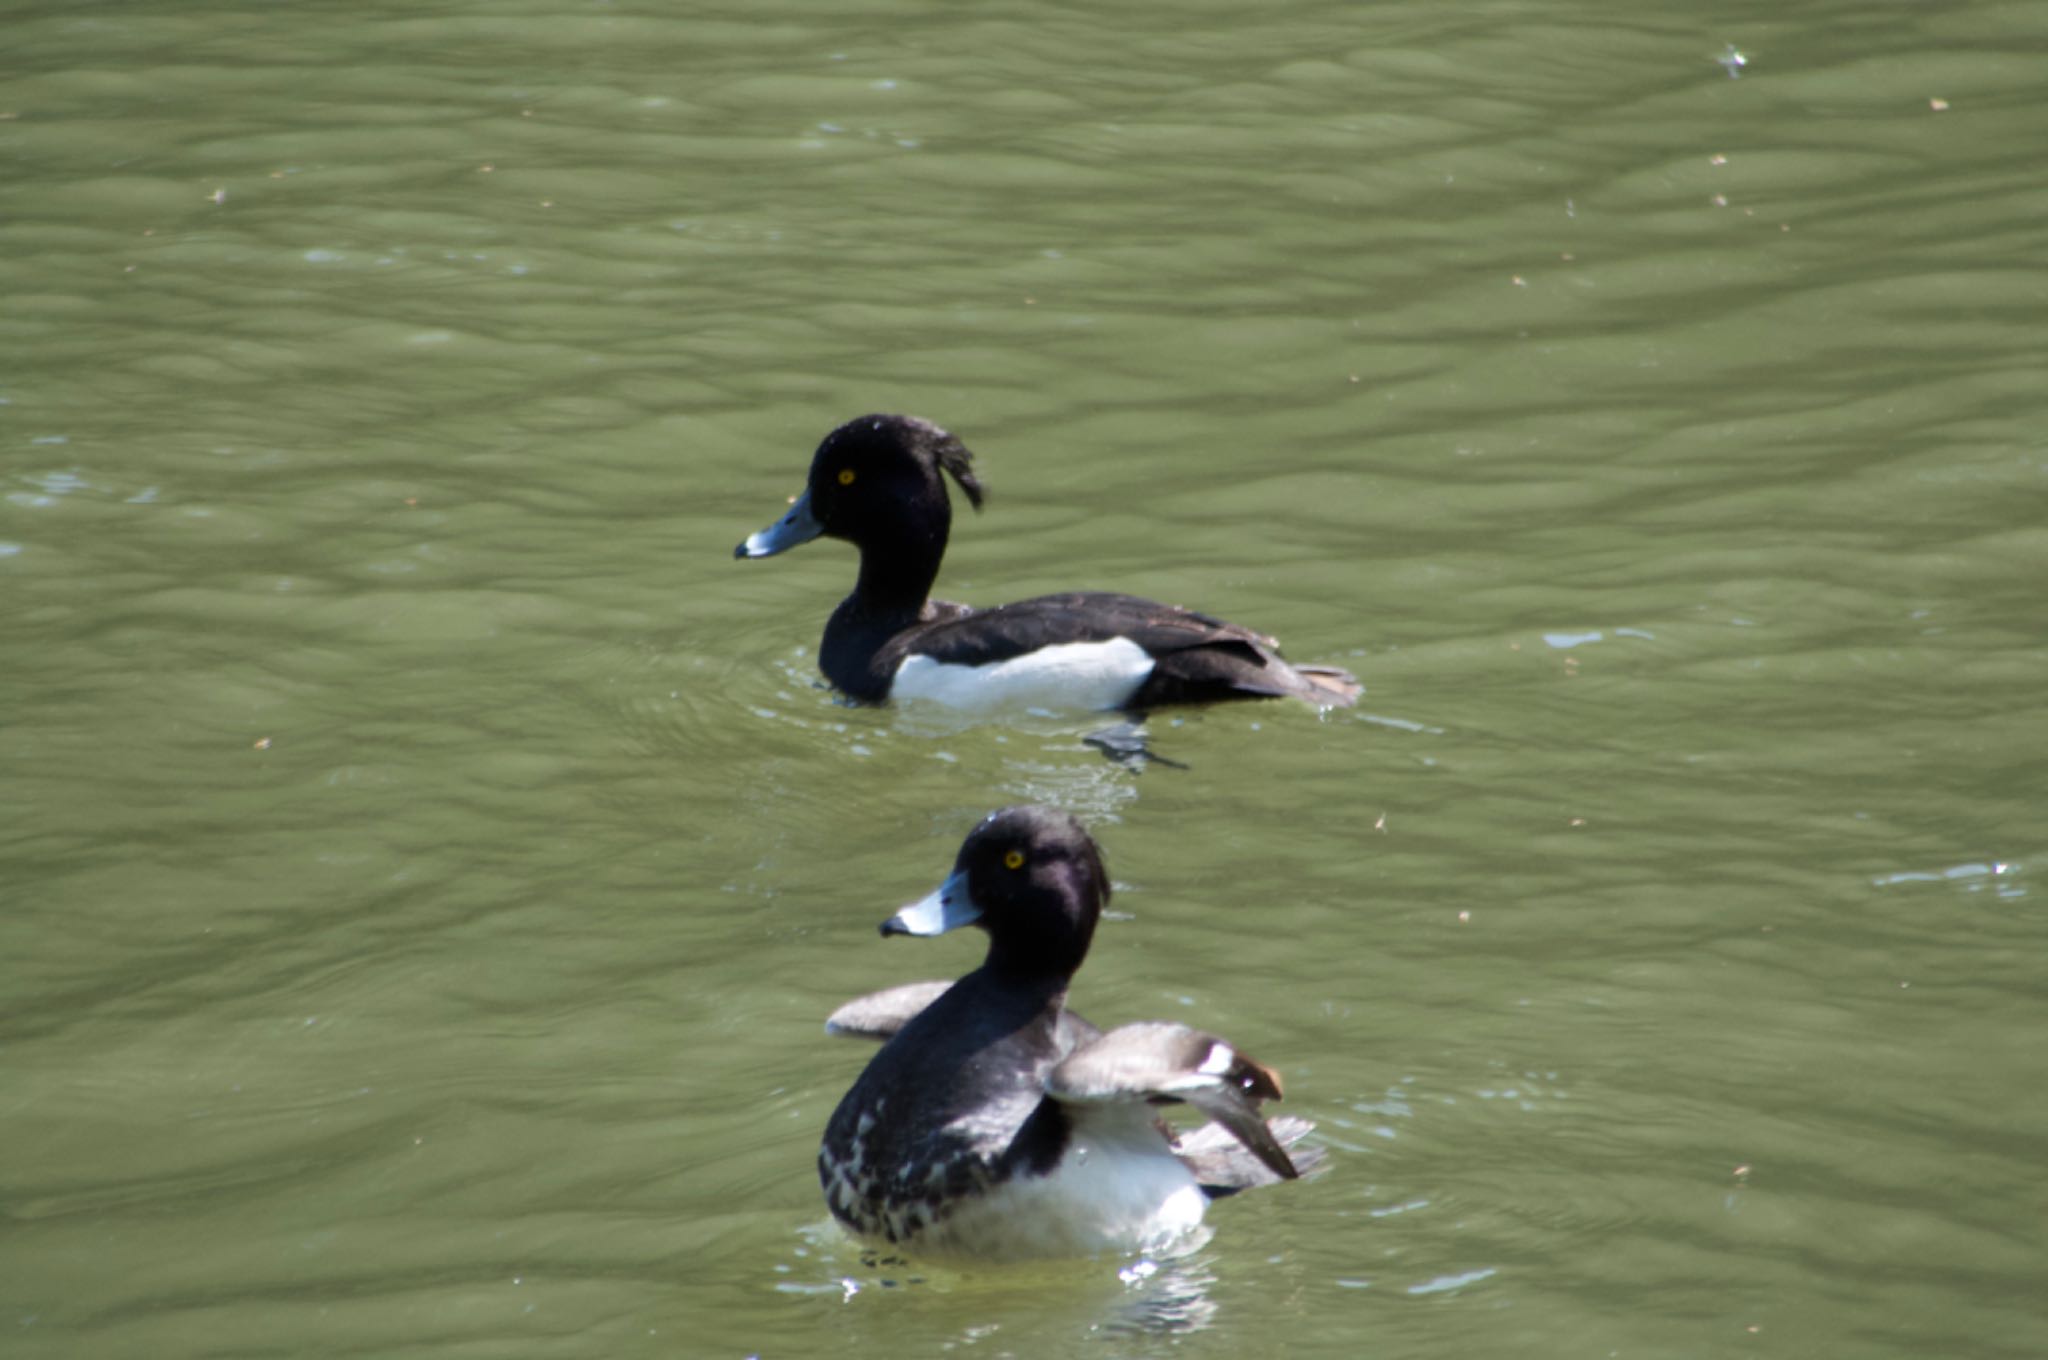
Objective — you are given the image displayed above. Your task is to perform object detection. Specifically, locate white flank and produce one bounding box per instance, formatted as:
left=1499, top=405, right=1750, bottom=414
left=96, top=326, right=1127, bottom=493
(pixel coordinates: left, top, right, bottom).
left=891, top=637, right=1154, bottom=713
left=909, top=1103, right=1206, bottom=1260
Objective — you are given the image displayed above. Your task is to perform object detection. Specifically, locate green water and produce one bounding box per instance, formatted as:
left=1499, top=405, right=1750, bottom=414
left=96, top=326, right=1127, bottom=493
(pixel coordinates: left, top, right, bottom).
left=4, top=1, right=2044, bottom=1356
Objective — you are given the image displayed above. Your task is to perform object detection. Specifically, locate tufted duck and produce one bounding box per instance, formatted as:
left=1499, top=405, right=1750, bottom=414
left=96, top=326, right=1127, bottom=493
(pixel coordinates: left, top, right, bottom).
left=818, top=805, right=1319, bottom=1259
left=736, top=415, right=1360, bottom=714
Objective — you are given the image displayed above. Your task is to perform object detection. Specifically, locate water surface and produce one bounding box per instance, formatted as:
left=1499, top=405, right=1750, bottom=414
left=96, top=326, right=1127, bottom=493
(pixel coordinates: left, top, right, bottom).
left=4, top=1, right=2044, bottom=1357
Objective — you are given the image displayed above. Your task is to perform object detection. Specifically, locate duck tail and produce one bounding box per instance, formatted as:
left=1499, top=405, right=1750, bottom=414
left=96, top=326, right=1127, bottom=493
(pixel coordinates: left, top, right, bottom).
left=1290, top=664, right=1361, bottom=709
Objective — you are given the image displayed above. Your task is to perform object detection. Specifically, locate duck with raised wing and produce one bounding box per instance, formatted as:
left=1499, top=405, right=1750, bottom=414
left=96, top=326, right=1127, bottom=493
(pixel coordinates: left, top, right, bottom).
left=818, top=805, right=1320, bottom=1260
left=736, top=415, right=1360, bottom=715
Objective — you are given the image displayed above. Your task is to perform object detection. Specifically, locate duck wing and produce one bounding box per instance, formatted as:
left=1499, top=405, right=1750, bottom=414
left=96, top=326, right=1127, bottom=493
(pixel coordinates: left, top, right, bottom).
left=826, top=981, right=1101, bottom=1049
left=823, top=980, right=955, bottom=1040
left=1043, top=1020, right=1308, bottom=1184
left=894, top=593, right=1358, bottom=709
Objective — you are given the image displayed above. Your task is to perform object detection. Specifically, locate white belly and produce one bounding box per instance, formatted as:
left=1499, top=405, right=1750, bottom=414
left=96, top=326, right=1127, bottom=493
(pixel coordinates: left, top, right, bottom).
left=890, top=638, right=1155, bottom=713
left=909, top=1109, right=1208, bottom=1260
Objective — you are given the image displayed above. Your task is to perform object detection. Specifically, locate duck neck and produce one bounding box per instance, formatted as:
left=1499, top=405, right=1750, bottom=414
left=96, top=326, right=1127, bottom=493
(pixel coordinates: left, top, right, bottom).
left=969, top=962, right=1072, bottom=1018
left=818, top=533, right=947, bottom=702
left=845, top=527, right=945, bottom=621
left=983, top=932, right=1090, bottom=992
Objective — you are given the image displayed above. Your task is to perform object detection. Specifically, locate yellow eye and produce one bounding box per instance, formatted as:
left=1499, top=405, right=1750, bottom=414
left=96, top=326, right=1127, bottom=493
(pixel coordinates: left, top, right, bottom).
left=1003, top=849, right=1025, bottom=870
left=837, top=468, right=856, bottom=485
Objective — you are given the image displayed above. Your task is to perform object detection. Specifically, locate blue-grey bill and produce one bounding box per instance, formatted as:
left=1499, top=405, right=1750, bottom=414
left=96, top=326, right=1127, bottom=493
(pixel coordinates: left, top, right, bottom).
left=880, top=869, right=982, bottom=937
left=735, top=488, right=823, bottom=559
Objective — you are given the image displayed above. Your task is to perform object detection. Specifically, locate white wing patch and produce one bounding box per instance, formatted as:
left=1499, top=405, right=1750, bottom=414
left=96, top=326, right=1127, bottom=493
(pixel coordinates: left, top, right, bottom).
left=1196, top=1042, right=1236, bottom=1077
left=891, top=637, right=1155, bottom=713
